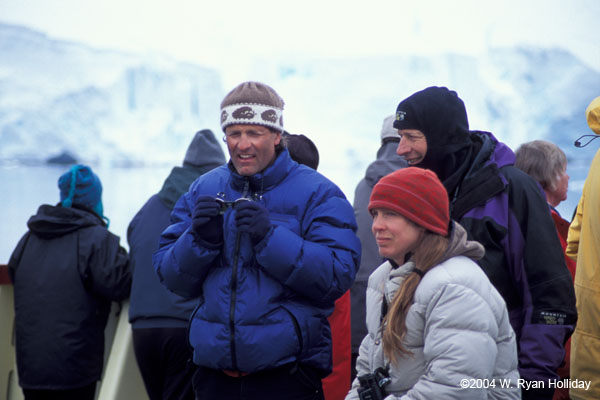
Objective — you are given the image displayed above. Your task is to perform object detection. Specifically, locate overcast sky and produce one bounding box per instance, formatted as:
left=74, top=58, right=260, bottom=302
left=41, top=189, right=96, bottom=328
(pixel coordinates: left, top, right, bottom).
left=2, top=0, right=599, bottom=88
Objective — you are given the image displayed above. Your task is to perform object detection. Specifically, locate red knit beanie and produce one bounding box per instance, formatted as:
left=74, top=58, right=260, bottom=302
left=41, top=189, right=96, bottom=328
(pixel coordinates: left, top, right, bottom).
left=368, top=167, right=449, bottom=236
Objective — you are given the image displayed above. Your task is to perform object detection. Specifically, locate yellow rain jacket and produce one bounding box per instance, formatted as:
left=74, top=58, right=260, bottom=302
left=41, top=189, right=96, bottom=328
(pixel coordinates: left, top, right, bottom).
left=566, top=96, right=600, bottom=400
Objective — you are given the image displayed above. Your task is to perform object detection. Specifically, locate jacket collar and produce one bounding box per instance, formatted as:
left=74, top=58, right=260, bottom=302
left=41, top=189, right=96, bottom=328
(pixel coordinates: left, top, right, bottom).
left=450, top=132, right=508, bottom=220
left=384, top=222, right=484, bottom=303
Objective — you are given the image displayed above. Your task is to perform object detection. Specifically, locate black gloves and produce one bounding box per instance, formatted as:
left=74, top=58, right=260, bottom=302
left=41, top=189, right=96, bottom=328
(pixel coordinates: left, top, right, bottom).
left=235, top=201, right=272, bottom=245
left=191, top=195, right=223, bottom=244
left=191, top=195, right=272, bottom=246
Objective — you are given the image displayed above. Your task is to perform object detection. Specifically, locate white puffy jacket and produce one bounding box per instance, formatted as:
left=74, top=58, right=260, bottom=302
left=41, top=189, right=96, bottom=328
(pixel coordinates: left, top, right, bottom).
left=347, top=222, right=520, bottom=400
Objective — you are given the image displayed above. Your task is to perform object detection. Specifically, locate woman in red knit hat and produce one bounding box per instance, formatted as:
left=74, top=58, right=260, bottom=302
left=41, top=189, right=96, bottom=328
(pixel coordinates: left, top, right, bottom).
left=346, top=167, right=520, bottom=400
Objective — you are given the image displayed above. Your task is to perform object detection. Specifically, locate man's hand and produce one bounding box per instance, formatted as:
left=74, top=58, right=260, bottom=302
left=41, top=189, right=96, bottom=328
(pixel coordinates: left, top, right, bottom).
left=192, top=195, right=223, bottom=244
left=235, top=201, right=272, bottom=245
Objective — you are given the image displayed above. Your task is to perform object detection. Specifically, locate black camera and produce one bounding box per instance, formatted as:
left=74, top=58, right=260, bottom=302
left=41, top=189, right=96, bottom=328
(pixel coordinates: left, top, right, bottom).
left=215, top=197, right=251, bottom=215
left=357, top=367, right=391, bottom=400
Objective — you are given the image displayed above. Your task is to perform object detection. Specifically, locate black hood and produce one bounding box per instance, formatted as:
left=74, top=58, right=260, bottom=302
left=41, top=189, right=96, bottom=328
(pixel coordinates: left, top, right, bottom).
left=27, top=204, right=105, bottom=239
left=393, top=86, right=477, bottom=194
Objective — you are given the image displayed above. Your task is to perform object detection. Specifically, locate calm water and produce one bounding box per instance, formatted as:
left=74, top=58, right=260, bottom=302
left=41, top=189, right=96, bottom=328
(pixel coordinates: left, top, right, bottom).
left=0, top=161, right=589, bottom=263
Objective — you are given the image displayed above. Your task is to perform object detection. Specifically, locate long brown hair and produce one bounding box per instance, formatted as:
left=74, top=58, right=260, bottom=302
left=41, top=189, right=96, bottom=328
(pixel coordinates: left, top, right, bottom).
left=382, top=231, right=449, bottom=364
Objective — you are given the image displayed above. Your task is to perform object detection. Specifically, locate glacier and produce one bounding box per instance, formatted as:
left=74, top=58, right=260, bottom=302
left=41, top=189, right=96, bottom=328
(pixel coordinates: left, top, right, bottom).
left=0, top=23, right=225, bottom=166
left=1, top=22, right=599, bottom=261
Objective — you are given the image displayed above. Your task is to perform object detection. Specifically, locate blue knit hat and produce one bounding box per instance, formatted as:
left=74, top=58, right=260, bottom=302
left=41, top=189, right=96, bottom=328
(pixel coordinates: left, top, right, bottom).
left=58, top=165, right=106, bottom=223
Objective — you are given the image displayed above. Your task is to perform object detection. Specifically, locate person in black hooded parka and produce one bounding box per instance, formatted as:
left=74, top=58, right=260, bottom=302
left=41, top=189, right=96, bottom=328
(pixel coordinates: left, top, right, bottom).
left=393, top=86, right=577, bottom=400
left=9, top=164, right=130, bottom=400
left=127, top=129, right=226, bottom=400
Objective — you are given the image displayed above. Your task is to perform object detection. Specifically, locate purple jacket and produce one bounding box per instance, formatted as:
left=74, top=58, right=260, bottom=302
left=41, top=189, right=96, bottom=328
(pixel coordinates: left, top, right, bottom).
left=454, top=132, right=576, bottom=385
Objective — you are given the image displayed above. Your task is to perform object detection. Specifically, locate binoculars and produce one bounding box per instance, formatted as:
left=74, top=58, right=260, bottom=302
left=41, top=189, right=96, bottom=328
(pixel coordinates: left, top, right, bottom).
left=215, top=197, right=252, bottom=215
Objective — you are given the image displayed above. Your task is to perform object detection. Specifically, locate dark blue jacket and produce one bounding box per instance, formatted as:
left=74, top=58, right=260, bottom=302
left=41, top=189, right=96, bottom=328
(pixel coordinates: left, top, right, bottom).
left=128, top=129, right=226, bottom=329
left=128, top=167, right=221, bottom=329
left=8, top=204, right=130, bottom=390
left=454, top=131, right=577, bottom=383
left=153, top=150, right=361, bottom=374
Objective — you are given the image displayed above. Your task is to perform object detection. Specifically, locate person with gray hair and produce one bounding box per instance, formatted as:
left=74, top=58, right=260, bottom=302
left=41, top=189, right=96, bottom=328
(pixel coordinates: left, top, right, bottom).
left=514, top=139, right=575, bottom=400
left=514, top=140, right=569, bottom=209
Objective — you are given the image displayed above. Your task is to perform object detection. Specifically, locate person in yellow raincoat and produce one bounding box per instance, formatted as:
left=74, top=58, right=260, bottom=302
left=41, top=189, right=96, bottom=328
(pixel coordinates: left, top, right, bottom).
left=566, top=95, right=600, bottom=400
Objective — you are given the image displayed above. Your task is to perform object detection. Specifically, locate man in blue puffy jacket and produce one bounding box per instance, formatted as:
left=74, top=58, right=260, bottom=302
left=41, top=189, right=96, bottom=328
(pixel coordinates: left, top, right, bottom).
left=153, top=81, right=361, bottom=400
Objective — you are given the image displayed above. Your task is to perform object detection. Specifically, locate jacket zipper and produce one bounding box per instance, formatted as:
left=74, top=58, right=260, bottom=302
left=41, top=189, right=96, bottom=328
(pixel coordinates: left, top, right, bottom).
left=229, top=232, right=242, bottom=370
left=228, top=178, right=249, bottom=371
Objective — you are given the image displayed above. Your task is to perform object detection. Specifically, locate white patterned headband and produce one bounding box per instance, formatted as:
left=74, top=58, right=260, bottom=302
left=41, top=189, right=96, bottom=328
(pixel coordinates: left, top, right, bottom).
left=220, top=103, right=284, bottom=132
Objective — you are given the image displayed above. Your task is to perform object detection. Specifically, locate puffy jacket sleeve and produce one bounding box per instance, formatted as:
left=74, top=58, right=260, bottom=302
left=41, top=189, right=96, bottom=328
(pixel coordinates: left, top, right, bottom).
left=153, top=189, right=221, bottom=299
left=566, top=195, right=583, bottom=261
left=345, top=330, right=376, bottom=400
left=254, top=186, right=361, bottom=304
left=346, top=263, right=389, bottom=400
left=410, top=284, right=504, bottom=399
left=347, top=281, right=519, bottom=400
left=80, top=228, right=131, bottom=301
left=401, top=283, right=513, bottom=400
